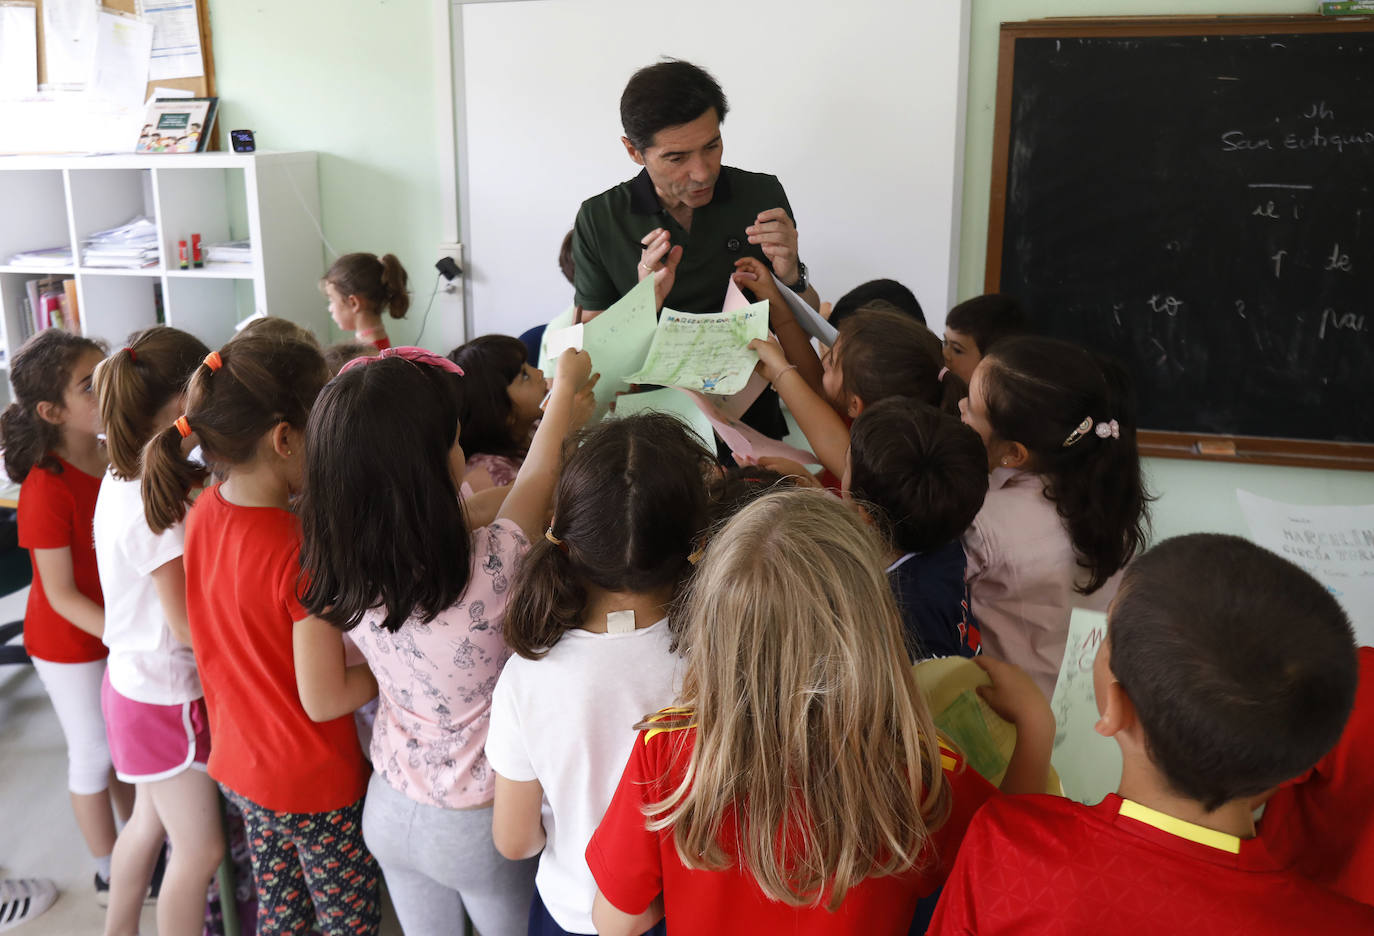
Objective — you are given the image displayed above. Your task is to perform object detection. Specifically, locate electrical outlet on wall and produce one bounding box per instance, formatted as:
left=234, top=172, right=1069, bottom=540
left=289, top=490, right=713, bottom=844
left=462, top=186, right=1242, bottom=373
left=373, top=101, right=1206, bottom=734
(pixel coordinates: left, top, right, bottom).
left=438, top=242, right=463, bottom=292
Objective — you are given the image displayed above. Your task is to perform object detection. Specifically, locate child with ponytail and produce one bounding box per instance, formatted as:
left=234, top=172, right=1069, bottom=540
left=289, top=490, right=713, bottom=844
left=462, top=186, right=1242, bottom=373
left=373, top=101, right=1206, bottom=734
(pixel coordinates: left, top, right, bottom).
left=2, top=328, right=131, bottom=901
left=141, top=321, right=380, bottom=936
left=587, top=490, right=1053, bottom=936
left=92, top=327, right=224, bottom=936
left=959, top=335, right=1151, bottom=700
left=487, top=413, right=716, bottom=936
left=292, top=346, right=595, bottom=936
left=322, top=252, right=410, bottom=350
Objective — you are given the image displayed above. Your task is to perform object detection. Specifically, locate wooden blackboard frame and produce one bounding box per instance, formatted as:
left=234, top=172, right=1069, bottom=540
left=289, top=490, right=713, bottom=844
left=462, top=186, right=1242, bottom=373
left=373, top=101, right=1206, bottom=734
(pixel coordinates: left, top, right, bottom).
left=987, top=15, right=1374, bottom=472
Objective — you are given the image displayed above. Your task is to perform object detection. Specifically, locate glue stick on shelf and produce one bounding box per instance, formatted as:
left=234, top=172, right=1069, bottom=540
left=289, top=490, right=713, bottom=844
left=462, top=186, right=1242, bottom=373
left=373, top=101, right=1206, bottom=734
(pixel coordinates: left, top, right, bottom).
left=191, top=233, right=203, bottom=268
left=178, top=239, right=189, bottom=270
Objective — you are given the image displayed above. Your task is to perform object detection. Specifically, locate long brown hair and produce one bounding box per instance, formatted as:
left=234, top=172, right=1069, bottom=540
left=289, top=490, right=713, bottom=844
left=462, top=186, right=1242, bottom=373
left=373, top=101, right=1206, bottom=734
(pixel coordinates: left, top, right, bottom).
left=834, top=308, right=964, bottom=415
left=93, top=327, right=209, bottom=480
left=503, top=413, right=715, bottom=660
left=643, top=489, right=950, bottom=909
left=0, top=329, right=105, bottom=482
left=323, top=252, right=410, bottom=319
left=141, top=319, right=329, bottom=533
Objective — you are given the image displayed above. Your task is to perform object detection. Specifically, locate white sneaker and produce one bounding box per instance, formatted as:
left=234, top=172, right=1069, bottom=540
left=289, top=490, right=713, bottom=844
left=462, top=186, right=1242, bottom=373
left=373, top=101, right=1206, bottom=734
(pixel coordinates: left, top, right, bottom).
left=0, top=879, right=58, bottom=932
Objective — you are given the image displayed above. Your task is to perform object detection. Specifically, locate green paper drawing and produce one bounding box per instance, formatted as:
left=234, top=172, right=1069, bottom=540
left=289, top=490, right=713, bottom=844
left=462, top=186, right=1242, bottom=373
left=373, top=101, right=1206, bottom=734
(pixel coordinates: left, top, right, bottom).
left=627, top=301, right=769, bottom=396
left=609, top=387, right=717, bottom=454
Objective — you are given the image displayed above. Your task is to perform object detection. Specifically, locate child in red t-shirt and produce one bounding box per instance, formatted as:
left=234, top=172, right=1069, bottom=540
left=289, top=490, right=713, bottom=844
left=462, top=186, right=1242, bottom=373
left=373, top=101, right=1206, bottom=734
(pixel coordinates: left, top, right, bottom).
left=928, top=533, right=1374, bottom=935
left=587, top=489, right=1054, bottom=936
left=321, top=252, right=409, bottom=351
left=142, top=320, right=380, bottom=935
left=1258, top=644, right=1374, bottom=906
left=2, top=328, right=133, bottom=900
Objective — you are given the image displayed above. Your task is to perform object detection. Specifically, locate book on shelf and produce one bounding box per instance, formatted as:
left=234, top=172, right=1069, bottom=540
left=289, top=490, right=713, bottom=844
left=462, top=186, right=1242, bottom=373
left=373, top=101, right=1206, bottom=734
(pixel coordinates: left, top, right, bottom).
left=1320, top=1, right=1374, bottom=14
left=7, top=245, right=74, bottom=269
left=82, top=217, right=160, bottom=269
left=203, top=239, right=254, bottom=265
left=22, top=276, right=80, bottom=335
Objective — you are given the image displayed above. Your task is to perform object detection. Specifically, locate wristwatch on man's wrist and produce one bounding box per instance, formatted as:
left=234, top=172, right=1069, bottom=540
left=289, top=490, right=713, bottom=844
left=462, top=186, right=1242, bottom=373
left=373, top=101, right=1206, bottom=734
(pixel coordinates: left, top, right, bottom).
left=787, top=260, right=809, bottom=294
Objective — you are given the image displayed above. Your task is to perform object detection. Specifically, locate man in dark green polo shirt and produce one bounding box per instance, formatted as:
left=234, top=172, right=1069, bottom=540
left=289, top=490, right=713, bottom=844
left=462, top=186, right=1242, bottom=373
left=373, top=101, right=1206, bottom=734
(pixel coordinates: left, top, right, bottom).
left=571, top=60, right=819, bottom=439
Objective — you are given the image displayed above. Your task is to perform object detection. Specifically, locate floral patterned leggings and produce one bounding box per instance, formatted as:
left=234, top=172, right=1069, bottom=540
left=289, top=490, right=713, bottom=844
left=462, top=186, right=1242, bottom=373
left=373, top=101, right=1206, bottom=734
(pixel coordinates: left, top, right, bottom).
left=221, top=786, right=381, bottom=936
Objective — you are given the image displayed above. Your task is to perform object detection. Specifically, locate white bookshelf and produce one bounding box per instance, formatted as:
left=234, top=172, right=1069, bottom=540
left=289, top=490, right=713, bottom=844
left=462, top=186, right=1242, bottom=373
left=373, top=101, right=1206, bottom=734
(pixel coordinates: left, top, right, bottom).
left=0, top=152, right=326, bottom=396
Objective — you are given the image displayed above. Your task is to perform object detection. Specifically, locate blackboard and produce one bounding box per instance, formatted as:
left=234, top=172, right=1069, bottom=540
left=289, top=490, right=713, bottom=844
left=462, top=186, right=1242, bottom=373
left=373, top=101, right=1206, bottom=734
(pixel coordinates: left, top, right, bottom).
left=988, top=18, right=1374, bottom=469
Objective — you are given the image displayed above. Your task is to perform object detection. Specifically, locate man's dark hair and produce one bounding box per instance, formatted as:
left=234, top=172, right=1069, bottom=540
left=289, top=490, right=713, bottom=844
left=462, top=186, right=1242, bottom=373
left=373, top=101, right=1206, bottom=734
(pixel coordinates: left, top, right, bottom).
left=830, top=279, right=925, bottom=329
left=946, top=293, right=1026, bottom=354
left=1109, top=533, right=1358, bottom=812
left=848, top=399, right=988, bottom=554
left=620, top=60, right=729, bottom=151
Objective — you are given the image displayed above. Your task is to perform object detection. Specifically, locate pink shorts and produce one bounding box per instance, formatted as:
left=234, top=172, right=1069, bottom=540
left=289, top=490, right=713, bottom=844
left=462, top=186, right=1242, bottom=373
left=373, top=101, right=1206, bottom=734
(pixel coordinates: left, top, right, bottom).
left=100, top=671, right=210, bottom=783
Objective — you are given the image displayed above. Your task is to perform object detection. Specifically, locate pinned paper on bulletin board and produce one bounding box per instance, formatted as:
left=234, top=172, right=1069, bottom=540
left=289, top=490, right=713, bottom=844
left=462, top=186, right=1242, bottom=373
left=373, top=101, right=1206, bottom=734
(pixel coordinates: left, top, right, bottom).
left=0, top=3, right=38, bottom=100
left=0, top=0, right=215, bottom=154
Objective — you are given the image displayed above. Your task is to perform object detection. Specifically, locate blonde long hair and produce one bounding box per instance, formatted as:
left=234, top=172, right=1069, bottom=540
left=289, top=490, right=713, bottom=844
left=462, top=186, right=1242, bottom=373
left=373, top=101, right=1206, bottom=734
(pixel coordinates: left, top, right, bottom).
left=641, top=489, right=951, bottom=909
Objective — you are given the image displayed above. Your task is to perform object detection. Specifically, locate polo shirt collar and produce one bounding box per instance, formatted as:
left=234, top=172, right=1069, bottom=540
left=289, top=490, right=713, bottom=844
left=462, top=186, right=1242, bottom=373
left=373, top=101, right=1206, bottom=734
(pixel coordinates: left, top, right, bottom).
left=628, top=167, right=735, bottom=215
left=1100, top=794, right=1283, bottom=872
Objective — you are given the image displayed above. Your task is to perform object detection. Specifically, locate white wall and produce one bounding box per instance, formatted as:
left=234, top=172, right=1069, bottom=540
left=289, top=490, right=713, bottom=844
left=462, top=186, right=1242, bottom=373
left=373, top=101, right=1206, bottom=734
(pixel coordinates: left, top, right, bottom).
left=458, top=0, right=969, bottom=337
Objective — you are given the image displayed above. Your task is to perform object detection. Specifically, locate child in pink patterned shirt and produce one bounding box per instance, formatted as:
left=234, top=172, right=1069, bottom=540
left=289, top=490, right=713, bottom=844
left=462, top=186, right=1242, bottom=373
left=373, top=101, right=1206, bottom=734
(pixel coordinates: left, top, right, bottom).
left=293, top=346, right=597, bottom=936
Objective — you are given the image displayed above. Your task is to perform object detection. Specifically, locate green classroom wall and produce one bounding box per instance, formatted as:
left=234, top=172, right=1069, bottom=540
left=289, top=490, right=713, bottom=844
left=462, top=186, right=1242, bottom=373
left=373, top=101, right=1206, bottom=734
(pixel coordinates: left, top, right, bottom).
left=206, top=0, right=445, bottom=349
left=207, top=0, right=1374, bottom=539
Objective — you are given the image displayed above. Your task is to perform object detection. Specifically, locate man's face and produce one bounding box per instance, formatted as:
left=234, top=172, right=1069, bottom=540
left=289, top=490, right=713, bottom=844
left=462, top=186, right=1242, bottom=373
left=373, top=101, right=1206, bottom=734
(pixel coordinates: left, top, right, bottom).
left=625, top=109, right=723, bottom=210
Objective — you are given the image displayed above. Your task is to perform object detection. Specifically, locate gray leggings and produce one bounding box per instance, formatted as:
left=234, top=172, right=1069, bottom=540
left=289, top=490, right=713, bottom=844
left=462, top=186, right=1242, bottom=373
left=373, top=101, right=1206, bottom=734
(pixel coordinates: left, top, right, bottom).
left=362, top=773, right=536, bottom=936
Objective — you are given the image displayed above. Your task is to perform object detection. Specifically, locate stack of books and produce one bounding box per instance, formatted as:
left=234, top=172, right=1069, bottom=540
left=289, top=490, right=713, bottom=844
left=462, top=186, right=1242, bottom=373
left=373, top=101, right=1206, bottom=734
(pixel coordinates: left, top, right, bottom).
left=82, top=217, right=160, bottom=269
left=19, top=277, right=79, bottom=338
left=7, top=245, right=74, bottom=269
left=203, top=239, right=253, bottom=265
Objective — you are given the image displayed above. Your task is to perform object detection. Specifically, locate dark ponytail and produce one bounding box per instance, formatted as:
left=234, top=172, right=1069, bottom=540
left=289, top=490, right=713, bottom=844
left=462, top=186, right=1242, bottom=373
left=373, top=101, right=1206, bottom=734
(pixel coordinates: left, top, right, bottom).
left=980, top=336, right=1153, bottom=593
left=0, top=329, right=105, bottom=482
left=379, top=253, right=410, bottom=319
left=835, top=309, right=958, bottom=416
left=141, top=318, right=329, bottom=533
left=322, top=252, right=410, bottom=320
left=503, top=413, right=715, bottom=660
left=93, top=327, right=208, bottom=480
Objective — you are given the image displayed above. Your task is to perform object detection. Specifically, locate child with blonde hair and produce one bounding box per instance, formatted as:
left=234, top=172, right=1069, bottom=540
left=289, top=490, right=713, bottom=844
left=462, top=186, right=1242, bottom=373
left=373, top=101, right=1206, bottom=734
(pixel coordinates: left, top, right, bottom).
left=93, top=327, right=223, bottom=936
left=588, top=489, right=1053, bottom=936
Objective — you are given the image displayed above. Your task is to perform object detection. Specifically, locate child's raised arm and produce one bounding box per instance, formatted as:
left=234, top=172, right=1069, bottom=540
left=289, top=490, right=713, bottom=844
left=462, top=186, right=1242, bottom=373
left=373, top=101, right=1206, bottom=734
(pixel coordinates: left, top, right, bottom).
left=497, top=348, right=595, bottom=542
left=749, top=336, right=851, bottom=479
left=973, top=656, right=1056, bottom=795
left=734, top=256, right=823, bottom=394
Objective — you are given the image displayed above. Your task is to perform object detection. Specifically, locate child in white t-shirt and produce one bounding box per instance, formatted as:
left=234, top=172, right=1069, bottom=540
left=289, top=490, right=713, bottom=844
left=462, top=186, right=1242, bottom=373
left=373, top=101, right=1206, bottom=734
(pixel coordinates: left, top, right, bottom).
left=486, top=414, right=715, bottom=936
left=92, top=328, right=224, bottom=936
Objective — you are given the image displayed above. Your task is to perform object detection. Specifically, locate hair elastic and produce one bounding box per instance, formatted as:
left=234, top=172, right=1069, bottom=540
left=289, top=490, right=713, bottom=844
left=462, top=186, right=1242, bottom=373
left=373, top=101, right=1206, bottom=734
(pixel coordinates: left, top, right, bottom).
left=124, top=347, right=137, bottom=363
left=1095, top=419, right=1121, bottom=440
left=545, top=528, right=566, bottom=550
left=174, top=415, right=192, bottom=439
left=203, top=350, right=223, bottom=372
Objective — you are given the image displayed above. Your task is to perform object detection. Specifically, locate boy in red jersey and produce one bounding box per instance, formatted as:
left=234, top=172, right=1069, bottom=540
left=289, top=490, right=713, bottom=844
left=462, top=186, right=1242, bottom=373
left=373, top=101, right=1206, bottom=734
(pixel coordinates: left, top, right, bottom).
left=1258, top=644, right=1374, bottom=906
left=929, top=533, right=1374, bottom=935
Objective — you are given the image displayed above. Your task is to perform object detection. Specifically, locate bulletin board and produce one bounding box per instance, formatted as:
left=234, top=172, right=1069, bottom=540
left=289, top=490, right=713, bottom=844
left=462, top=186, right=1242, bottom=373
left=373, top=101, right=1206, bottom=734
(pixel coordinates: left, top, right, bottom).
left=3, top=0, right=218, bottom=153
left=32, top=0, right=216, bottom=98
